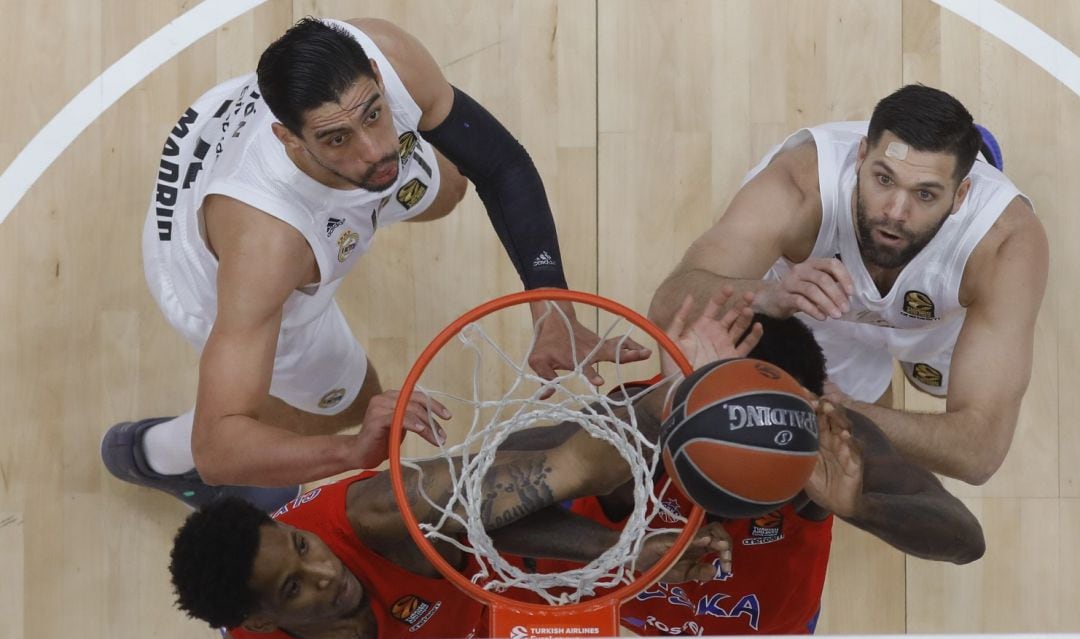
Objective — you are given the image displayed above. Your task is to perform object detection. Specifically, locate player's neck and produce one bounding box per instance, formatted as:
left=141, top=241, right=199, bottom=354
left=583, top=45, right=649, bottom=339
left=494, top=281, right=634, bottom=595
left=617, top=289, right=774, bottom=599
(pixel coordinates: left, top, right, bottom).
left=863, top=262, right=904, bottom=297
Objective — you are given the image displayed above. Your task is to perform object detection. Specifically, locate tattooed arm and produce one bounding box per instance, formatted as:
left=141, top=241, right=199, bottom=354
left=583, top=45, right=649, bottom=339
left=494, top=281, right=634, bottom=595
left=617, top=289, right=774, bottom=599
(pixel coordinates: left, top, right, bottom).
left=343, top=421, right=640, bottom=573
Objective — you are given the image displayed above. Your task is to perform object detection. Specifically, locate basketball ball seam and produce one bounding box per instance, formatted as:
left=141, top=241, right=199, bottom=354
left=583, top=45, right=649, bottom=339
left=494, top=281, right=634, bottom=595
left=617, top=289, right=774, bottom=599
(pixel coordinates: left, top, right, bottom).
left=674, top=449, right=788, bottom=506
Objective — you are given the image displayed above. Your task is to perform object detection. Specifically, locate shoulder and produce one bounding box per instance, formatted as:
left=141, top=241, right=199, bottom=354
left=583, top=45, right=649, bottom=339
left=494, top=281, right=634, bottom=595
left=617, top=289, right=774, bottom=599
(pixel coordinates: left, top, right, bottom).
left=741, top=138, right=823, bottom=260
left=204, top=194, right=311, bottom=263
left=204, top=195, right=316, bottom=302
left=344, top=18, right=449, bottom=124
left=960, top=195, right=1047, bottom=308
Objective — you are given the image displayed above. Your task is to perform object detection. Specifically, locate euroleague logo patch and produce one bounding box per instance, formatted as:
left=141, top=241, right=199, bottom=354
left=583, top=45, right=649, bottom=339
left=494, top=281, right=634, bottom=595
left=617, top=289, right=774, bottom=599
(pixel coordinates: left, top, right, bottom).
left=396, top=178, right=428, bottom=209
left=318, top=388, right=347, bottom=409
left=901, top=290, right=936, bottom=320
left=743, top=510, right=784, bottom=545
left=911, top=363, right=943, bottom=387
left=398, top=131, right=419, bottom=165
left=391, top=595, right=441, bottom=631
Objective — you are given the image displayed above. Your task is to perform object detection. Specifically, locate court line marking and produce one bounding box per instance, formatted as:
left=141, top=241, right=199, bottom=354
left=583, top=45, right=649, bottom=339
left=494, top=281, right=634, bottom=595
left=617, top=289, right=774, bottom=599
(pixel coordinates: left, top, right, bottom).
left=931, top=0, right=1080, bottom=98
left=0, top=0, right=1078, bottom=225
left=0, top=0, right=268, bottom=225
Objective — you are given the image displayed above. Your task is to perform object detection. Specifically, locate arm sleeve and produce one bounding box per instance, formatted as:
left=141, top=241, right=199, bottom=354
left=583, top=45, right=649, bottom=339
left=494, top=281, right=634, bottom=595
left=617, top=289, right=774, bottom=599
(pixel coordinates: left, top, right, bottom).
left=420, top=86, right=568, bottom=289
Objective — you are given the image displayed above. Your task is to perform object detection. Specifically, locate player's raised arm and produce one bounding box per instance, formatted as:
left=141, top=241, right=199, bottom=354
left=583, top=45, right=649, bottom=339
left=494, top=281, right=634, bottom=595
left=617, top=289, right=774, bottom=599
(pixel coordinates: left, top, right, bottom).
left=356, top=17, right=650, bottom=384
left=649, top=141, right=853, bottom=327
left=804, top=402, right=985, bottom=564
left=836, top=197, right=1048, bottom=484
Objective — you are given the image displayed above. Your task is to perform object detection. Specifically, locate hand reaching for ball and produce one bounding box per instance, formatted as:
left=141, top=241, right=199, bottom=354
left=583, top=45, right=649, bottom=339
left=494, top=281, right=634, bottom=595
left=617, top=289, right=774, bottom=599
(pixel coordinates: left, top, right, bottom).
left=660, top=289, right=763, bottom=378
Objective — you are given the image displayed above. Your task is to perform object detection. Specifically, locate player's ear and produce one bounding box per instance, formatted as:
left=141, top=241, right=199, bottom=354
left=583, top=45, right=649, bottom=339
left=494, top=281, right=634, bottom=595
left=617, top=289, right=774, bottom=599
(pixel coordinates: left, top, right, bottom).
left=856, top=137, right=869, bottom=169
left=951, top=176, right=972, bottom=214
left=271, top=121, right=302, bottom=150
left=368, top=58, right=385, bottom=93
left=241, top=614, right=279, bottom=634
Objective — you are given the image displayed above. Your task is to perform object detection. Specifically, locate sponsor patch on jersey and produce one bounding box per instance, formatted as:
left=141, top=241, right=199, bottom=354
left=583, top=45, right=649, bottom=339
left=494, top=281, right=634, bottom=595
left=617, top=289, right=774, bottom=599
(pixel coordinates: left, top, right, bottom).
left=911, top=363, right=943, bottom=387
left=391, top=595, right=441, bottom=630
left=337, top=230, right=359, bottom=263
left=398, top=131, right=419, bottom=165
left=658, top=497, right=684, bottom=523
left=901, top=290, right=936, bottom=320
left=743, top=510, right=784, bottom=545
left=326, top=217, right=344, bottom=237
left=318, top=388, right=347, bottom=409
left=396, top=178, right=428, bottom=209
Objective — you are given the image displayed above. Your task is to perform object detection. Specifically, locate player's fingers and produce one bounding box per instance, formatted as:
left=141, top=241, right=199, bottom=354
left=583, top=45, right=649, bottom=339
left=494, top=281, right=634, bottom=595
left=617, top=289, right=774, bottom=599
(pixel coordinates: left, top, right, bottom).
left=667, top=294, right=694, bottom=340
left=735, top=322, right=763, bottom=356
left=727, top=304, right=755, bottom=339
left=401, top=412, right=446, bottom=446
left=792, top=279, right=844, bottom=319
left=791, top=293, right=830, bottom=321
left=805, top=266, right=851, bottom=315
left=581, top=362, right=604, bottom=387
left=616, top=336, right=652, bottom=361
left=821, top=257, right=855, bottom=296
left=410, top=389, right=452, bottom=420
left=529, top=357, right=559, bottom=382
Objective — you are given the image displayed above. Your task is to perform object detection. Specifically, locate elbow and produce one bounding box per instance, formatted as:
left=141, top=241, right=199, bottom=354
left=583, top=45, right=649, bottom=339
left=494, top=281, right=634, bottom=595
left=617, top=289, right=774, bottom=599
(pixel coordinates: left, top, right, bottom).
left=191, top=425, right=227, bottom=486
left=951, top=525, right=987, bottom=565
left=960, top=447, right=1009, bottom=486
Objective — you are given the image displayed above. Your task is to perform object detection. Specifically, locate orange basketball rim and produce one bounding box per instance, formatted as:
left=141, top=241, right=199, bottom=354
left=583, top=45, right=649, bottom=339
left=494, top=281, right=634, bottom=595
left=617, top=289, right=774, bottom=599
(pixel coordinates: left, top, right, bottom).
left=388, top=289, right=704, bottom=639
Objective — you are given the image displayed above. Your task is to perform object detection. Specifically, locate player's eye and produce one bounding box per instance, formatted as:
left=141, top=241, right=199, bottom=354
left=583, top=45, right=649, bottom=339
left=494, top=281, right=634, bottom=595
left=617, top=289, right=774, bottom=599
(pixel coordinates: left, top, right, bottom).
left=329, top=134, right=347, bottom=147
left=876, top=174, right=892, bottom=186
left=366, top=108, right=381, bottom=124
left=917, top=190, right=934, bottom=202
left=286, top=579, right=300, bottom=600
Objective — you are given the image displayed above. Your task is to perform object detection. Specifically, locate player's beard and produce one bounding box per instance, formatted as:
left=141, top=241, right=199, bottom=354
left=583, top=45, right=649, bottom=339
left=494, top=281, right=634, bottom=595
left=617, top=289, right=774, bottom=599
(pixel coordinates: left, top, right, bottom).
left=854, top=174, right=948, bottom=270
left=312, top=149, right=400, bottom=192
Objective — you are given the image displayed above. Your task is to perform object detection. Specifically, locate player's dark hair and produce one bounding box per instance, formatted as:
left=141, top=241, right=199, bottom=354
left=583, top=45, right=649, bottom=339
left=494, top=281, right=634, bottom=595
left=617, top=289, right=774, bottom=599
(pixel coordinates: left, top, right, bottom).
left=744, top=314, right=826, bottom=395
left=257, top=17, right=376, bottom=135
left=867, top=84, right=982, bottom=184
left=169, top=498, right=272, bottom=629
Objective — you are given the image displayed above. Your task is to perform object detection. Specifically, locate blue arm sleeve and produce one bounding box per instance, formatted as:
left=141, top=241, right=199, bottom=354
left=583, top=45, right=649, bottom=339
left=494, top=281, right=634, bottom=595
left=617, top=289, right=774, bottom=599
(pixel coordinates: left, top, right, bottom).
left=420, top=86, right=568, bottom=289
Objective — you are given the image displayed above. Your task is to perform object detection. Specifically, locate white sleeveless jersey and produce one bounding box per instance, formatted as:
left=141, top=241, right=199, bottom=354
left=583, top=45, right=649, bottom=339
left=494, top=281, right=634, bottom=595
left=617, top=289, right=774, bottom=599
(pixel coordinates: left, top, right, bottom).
left=145, top=19, right=440, bottom=330
left=750, top=122, right=1030, bottom=401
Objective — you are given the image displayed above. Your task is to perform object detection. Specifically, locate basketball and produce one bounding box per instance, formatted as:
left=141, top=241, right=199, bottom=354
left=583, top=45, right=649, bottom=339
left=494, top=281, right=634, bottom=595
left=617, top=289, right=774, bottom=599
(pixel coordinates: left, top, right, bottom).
left=660, top=358, right=819, bottom=518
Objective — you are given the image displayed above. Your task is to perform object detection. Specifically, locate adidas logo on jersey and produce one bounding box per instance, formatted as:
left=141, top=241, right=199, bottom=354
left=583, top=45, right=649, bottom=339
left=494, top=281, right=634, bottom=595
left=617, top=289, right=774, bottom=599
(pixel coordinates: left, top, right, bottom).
left=326, top=217, right=345, bottom=237
left=532, top=251, right=557, bottom=268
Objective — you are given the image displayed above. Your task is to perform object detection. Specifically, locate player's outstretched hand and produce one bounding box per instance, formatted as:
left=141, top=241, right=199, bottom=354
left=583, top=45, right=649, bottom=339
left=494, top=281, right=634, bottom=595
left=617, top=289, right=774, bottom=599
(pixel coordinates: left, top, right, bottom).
left=757, top=257, right=854, bottom=321
left=528, top=299, right=652, bottom=390
left=659, top=289, right=762, bottom=378
left=638, top=521, right=733, bottom=583
left=803, top=400, right=863, bottom=518
left=350, top=390, right=450, bottom=469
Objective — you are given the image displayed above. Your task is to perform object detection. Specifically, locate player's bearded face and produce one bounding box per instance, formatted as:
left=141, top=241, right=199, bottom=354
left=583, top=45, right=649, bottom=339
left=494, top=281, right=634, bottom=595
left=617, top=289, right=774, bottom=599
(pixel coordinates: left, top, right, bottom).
left=300, top=77, right=401, bottom=191
left=854, top=171, right=951, bottom=271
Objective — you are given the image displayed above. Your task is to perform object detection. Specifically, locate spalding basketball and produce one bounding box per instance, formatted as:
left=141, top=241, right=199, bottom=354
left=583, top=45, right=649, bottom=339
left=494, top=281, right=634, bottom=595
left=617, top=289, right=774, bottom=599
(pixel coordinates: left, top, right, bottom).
left=660, top=358, right=819, bottom=518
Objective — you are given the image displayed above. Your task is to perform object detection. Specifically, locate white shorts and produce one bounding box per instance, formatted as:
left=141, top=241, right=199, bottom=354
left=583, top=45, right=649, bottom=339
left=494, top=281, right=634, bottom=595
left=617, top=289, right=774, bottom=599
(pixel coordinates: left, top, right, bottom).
left=142, top=214, right=368, bottom=416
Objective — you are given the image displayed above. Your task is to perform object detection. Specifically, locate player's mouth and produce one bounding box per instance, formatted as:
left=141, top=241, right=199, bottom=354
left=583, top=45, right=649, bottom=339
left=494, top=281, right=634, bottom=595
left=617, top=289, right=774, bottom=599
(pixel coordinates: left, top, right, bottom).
left=874, top=228, right=905, bottom=246
left=369, top=161, right=398, bottom=186
left=334, top=572, right=363, bottom=612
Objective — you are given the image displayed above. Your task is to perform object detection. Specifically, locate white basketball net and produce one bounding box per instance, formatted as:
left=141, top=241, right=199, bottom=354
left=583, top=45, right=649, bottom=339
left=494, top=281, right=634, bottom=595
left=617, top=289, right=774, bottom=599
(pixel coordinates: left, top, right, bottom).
left=401, top=301, right=687, bottom=606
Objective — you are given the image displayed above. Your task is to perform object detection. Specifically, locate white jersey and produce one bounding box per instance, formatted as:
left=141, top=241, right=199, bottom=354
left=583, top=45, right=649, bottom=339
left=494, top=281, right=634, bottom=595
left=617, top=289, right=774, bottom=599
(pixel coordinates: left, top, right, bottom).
left=750, top=122, right=1030, bottom=401
left=143, top=19, right=440, bottom=334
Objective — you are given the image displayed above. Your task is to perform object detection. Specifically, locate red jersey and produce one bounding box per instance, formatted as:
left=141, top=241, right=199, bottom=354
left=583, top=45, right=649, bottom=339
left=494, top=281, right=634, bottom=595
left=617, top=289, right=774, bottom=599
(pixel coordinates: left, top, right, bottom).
left=229, top=473, right=486, bottom=639
left=538, top=487, right=832, bottom=636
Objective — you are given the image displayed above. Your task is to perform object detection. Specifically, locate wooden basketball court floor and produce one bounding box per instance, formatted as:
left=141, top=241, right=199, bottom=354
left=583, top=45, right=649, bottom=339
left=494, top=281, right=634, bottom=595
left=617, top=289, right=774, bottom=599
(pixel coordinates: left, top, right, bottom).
left=1, top=1, right=1078, bottom=637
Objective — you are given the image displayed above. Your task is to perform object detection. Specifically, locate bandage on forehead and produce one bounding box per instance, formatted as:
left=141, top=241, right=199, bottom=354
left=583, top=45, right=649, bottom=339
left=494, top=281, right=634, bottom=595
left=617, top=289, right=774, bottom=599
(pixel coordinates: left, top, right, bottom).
left=885, top=141, right=909, bottom=160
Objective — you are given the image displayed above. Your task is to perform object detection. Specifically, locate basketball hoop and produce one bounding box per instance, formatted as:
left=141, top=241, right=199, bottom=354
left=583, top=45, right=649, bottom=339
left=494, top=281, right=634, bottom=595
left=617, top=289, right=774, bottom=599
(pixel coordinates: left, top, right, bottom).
left=389, top=289, right=704, bottom=638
